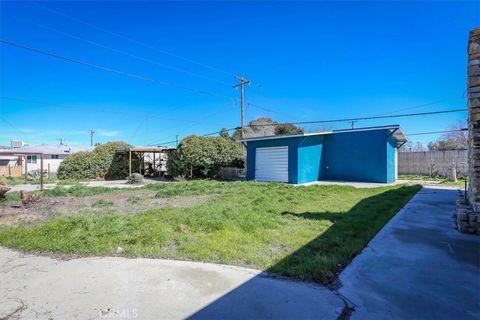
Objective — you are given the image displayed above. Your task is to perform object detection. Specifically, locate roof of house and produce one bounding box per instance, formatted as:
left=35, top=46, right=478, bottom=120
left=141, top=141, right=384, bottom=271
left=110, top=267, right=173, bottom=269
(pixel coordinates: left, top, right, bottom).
left=0, top=155, right=17, bottom=160
left=237, top=124, right=408, bottom=147
left=0, top=144, right=93, bottom=155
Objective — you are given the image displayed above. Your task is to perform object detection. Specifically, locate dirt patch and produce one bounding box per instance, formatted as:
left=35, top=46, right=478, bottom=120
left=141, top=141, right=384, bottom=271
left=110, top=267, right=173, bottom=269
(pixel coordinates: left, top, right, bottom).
left=0, top=190, right=211, bottom=227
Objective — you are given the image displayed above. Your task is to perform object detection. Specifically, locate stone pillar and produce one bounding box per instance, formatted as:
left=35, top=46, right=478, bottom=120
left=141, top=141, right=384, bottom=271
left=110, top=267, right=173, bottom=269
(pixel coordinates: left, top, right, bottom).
left=459, top=27, right=480, bottom=234
left=468, top=27, right=480, bottom=212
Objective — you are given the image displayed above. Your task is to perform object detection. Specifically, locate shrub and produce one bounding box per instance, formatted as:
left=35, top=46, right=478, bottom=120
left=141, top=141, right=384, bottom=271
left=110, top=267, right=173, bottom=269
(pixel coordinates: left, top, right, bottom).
left=58, top=141, right=137, bottom=180
left=126, top=173, right=143, bottom=185
left=167, top=135, right=244, bottom=179
left=0, top=176, right=8, bottom=186
left=27, top=170, right=48, bottom=184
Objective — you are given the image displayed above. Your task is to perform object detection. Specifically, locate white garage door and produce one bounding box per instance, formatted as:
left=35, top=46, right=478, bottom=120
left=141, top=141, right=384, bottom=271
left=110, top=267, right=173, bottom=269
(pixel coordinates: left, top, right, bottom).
left=255, top=146, right=289, bottom=182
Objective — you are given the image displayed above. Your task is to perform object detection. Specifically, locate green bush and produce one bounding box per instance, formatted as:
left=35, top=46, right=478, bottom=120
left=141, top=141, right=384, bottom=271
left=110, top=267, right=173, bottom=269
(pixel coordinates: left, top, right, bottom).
left=58, top=141, right=137, bottom=180
left=127, top=173, right=144, bottom=185
left=27, top=170, right=48, bottom=184
left=167, top=135, right=244, bottom=179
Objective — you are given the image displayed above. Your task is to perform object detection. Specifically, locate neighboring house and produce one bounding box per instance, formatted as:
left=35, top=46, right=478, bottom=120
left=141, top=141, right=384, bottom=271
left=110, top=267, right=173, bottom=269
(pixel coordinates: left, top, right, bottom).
left=239, top=125, right=407, bottom=184
left=0, top=155, right=18, bottom=167
left=0, top=144, right=92, bottom=173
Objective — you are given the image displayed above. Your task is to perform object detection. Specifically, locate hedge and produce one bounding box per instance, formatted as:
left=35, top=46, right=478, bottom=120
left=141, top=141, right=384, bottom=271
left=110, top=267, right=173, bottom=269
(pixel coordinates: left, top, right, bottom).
left=167, top=135, right=243, bottom=179
left=57, top=141, right=135, bottom=180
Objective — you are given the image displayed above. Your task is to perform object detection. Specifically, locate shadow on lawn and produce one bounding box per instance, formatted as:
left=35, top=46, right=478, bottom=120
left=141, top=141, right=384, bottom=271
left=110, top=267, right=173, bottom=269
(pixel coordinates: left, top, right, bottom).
left=187, top=185, right=421, bottom=319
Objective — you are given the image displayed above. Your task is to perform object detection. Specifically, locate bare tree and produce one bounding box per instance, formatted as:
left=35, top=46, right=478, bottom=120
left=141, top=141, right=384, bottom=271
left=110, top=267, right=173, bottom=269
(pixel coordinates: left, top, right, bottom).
left=428, top=121, right=467, bottom=151
left=399, top=141, right=426, bottom=152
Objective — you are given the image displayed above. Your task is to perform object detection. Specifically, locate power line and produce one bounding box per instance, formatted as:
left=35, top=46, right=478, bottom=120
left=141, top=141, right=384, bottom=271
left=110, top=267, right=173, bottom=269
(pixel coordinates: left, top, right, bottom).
left=147, top=127, right=237, bottom=146
left=244, top=109, right=467, bottom=128
left=406, top=128, right=467, bottom=136
left=34, top=3, right=235, bottom=77
left=149, top=128, right=469, bottom=147
left=0, top=39, right=235, bottom=101
left=0, top=96, right=225, bottom=126
left=17, top=18, right=230, bottom=85
left=371, top=97, right=462, bottom=117
left=144, top=101, right=238, bottom=145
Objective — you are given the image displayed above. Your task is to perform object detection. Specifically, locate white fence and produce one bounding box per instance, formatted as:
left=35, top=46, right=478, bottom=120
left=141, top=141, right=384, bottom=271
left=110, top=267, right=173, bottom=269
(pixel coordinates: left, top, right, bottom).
left=398, top=150, right=468, bottom=177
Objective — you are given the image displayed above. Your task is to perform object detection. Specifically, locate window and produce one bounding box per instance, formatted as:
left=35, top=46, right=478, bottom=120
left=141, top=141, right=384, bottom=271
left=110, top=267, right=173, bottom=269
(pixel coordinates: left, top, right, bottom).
left=27, top=155, right=37, bottom=164
left=51, top=155, right=59, bottom=159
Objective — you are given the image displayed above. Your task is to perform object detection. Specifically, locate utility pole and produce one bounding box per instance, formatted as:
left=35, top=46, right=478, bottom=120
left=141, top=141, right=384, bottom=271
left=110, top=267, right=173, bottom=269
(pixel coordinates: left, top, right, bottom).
left=233, top=76, right=251, bottom=139
left=234, top=76, right=250, bottom=173
left=176, top=135, right=179, bottom=148
left=90, top=129, right=95, bottom=147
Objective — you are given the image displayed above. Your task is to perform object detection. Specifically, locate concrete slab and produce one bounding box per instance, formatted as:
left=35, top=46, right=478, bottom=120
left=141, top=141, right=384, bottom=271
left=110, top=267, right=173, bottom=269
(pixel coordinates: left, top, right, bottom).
left=0, top=247, right=344, bottom=320
left=296, top=180, right=401, bottom=188
left=338, top=187, right=480, bottom=319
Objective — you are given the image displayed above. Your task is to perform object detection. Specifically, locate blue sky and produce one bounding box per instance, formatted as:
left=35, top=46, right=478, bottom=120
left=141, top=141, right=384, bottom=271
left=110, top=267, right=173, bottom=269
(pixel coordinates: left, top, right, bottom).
left=0, top=1, right=478, bottom=147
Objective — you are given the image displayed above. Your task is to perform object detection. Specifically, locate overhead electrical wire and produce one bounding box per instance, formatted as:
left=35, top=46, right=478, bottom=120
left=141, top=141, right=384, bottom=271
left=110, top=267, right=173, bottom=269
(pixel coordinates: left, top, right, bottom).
left=243, top=109, right=467, bottom=128
left=147, top=110, right=467, bottom=146
left=406, top=128, right=467, bottom=136
left=16, top=18, right=230, bottom=85
left=34, top=3, right=236, bottom=77
left=0, top=39, right=236, bottom=101
left=144, top=101, right=238, bottom=145
left=147, top=127, right=237, bottom=146
left=0, top=96, right=228, bottom=126
left=371, top=97, right=463, bottom=117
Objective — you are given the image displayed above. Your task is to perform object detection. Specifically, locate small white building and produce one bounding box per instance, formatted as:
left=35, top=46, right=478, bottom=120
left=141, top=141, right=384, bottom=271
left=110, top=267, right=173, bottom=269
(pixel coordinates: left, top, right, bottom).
left=0, top=144, right=92, bottom=173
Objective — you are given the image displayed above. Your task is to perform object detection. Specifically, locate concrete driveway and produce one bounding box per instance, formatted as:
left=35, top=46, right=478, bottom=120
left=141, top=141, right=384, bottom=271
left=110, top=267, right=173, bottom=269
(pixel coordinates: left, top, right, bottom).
left=0, top=247, right=344, bottom=320
left=338, top=187, right=480, bottom=319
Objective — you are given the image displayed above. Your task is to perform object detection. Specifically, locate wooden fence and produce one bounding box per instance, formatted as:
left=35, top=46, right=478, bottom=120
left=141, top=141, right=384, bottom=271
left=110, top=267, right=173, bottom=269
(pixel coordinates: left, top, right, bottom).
left=0, top=166, right=22, bottom=177
left=398, top=150, right=468, bottom=177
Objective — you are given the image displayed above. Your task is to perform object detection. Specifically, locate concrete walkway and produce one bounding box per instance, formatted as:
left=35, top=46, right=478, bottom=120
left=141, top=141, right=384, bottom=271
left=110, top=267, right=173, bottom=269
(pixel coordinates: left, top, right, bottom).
left=7, top=179, right=163, bottom=193
left=0, top=247, right=344, bottom=320
left=338, top=187, right=480, bottom=319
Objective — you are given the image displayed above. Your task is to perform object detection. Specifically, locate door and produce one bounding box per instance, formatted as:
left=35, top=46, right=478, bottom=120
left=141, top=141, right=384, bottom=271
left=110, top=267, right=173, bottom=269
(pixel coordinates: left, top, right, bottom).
left=255, top=146, right=289, bottom=182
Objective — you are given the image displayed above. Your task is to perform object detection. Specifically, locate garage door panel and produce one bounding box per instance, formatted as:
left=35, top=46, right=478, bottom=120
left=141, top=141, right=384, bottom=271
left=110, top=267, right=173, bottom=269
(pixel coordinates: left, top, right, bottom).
left=255, top=147, right=288, bottom=182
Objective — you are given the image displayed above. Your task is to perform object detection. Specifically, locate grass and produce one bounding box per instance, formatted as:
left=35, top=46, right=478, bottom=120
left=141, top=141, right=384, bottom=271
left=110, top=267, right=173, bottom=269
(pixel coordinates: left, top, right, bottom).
left=2, top=184, right=124, bottom=203
left=0, top=180, right=421, bottom=284
left=399, top=174, right=467, bottom=188
left=127, top=195, right=142, bottom=204
left=92, top=199, right=114, bottom=207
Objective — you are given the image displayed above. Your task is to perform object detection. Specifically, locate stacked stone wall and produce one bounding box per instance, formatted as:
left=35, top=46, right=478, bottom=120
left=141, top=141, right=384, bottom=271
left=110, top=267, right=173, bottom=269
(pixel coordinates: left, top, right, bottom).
left=459, top=27, right=480, bottom=234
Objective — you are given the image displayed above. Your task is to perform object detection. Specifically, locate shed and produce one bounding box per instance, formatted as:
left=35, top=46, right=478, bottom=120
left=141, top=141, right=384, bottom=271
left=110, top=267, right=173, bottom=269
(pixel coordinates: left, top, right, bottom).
left=239, top=125, right=407, bottom=184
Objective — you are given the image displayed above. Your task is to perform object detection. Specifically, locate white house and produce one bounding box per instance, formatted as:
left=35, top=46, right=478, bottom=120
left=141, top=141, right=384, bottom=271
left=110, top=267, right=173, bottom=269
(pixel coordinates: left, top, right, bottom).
left=0, top=144, right=92, bottom=173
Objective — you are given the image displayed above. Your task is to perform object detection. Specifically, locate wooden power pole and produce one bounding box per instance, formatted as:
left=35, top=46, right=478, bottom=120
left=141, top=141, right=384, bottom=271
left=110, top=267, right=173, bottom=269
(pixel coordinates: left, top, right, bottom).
left=90, top=129, right=95, bottom=147
left=233, top=76, right=251, bottom=139
left=234, top=76, right=250, bottom=173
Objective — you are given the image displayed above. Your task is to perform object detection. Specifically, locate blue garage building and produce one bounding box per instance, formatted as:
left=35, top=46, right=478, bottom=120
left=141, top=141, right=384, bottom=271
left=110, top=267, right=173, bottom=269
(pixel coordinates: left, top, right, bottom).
left=240, top=125, right=407, bottom=184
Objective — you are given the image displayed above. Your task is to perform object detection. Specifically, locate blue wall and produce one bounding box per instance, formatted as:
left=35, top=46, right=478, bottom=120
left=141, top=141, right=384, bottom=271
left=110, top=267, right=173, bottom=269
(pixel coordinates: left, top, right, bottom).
left=246, top=128, right=397, bottom=184
left=386, top=135, right=397, bottom=183
left=297, top=136, right=324, bottom=184
left=323, top=130, right=389, bottom=183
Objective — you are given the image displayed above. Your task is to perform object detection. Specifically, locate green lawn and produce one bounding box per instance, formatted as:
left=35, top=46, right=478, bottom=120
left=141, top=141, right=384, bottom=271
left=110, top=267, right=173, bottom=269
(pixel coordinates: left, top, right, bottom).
left=399, top=174, right=467, bottom=188
left=0, top=180, right=420, bottom=284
